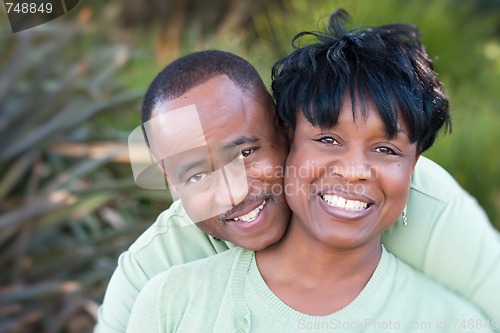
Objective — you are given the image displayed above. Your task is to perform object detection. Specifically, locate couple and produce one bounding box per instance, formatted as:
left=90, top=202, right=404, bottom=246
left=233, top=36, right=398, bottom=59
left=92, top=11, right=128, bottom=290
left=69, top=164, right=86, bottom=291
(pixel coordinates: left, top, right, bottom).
left=96, top=10, right=499, bottom=332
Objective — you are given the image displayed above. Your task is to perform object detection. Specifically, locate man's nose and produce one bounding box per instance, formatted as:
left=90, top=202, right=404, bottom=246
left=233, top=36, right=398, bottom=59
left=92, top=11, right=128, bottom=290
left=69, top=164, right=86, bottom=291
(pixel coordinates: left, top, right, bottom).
left=223, top=158, right=249, bottom=207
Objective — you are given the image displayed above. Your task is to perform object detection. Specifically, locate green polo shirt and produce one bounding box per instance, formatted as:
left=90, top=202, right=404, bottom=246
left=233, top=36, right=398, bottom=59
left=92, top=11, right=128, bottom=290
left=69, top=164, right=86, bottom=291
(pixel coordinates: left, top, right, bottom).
left=94, top=156, right=499, bottom=333
left=127, top=247, right=493, bottom=332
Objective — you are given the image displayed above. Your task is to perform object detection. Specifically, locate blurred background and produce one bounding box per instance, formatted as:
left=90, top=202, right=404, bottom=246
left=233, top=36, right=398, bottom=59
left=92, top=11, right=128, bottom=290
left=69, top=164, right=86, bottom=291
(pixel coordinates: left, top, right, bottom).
left=0, top=0, right=499, bottom=332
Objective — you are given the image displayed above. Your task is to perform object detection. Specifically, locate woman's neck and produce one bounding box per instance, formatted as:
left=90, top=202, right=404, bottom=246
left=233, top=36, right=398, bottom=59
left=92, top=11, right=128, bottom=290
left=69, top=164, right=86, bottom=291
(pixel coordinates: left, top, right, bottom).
left=256, top=217, right=382, bottom=315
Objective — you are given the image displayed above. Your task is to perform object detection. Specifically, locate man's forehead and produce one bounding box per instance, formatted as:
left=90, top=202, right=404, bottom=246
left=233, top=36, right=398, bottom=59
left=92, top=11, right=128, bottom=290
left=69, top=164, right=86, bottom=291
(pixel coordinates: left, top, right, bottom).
left=145, top=104, right=207, bottom=161
left=146, top=103, right=264, bottom=160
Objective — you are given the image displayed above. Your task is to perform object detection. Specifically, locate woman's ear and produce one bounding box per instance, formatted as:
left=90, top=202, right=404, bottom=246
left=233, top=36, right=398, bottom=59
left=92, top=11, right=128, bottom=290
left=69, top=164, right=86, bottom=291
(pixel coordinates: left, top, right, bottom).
left=411, top=154, right=421, bottom=173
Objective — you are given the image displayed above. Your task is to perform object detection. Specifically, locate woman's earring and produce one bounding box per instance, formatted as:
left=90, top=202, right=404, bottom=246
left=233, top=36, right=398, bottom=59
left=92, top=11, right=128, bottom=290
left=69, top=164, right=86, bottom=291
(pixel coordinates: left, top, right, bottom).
left=402, top=205, right=408, bottom=226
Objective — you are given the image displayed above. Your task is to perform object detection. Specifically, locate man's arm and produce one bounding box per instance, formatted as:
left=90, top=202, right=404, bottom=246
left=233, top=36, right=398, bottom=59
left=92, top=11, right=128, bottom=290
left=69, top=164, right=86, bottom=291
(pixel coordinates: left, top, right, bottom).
left=94, top=200, right=233, bottom=332
left=383, top=156, right=500, bottom=328
left=95, top=251, right=151, bottom=333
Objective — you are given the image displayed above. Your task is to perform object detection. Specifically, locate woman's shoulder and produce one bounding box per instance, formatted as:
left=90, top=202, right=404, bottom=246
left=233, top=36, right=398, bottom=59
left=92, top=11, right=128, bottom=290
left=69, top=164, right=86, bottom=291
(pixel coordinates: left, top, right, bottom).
left=128, top=247, right=251, bottom=331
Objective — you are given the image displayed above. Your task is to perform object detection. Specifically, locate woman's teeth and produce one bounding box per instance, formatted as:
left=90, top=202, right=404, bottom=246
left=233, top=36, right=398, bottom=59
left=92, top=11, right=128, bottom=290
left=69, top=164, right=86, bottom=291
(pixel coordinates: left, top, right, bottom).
left=321, top=194, right=368, bottom=211
left=233, top=200, right=266, bottom=223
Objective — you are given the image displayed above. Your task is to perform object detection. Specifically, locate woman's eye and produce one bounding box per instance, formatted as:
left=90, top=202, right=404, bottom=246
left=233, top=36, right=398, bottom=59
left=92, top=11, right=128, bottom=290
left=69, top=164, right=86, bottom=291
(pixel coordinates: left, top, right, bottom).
left=374, top=147, right=397, bottom=155
left=187, top=172, right=208, bottom=183
left=238, top=148, right=254, bottom=159
left=315, top=136, right=339, bottom=145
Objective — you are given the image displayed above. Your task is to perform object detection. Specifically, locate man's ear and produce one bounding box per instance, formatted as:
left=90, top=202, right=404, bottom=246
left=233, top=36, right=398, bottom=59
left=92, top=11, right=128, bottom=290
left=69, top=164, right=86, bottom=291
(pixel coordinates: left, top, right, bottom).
left=279, top=121, right=293, bottom=148
left=285, top=124, right=293, bottom=141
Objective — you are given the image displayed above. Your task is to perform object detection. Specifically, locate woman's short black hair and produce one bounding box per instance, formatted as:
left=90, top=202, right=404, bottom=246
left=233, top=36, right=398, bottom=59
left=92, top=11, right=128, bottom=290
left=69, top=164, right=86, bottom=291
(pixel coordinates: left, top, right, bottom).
left=271, top=9, right=451, bottom=153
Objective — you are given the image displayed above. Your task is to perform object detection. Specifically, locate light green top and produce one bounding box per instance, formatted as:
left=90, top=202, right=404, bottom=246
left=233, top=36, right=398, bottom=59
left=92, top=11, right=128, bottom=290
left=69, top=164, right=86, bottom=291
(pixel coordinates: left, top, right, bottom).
left=127, top=247, right=493, bottom=332
left=95, top=156, right=500, bottom=332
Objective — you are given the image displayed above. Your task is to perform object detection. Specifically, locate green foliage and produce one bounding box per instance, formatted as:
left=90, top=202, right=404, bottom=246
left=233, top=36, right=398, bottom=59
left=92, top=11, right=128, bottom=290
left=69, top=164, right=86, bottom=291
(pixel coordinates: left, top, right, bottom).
left=0, top=18, right=168, bottom=333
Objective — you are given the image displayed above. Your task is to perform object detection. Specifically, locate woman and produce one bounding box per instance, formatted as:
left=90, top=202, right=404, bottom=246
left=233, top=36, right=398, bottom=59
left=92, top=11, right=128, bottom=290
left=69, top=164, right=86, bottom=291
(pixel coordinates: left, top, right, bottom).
left=127, top=10, right=492, bottom=332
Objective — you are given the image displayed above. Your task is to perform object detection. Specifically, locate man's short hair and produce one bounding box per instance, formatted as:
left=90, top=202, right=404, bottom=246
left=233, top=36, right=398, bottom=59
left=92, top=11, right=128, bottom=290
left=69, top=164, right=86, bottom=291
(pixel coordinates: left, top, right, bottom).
left=142, top=50, right=271, bottom=124
left=271, top=9, right=451, bottom=153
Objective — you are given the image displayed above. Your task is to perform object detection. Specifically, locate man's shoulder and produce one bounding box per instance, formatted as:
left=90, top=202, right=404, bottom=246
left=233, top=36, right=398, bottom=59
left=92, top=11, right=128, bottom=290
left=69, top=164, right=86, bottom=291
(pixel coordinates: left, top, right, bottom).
left=410, top=156, right=469, bottom=202
left=124, top=200, right=233, bottom=277
left=389, top=252, right=487, bottom=319
left=129, top=200, right=199, bottom=253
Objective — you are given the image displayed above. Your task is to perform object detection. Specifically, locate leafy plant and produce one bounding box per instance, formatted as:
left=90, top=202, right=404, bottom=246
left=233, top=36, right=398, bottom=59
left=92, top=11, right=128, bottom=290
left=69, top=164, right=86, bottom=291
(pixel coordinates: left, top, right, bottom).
left=0, top=17, right=161, bottom=333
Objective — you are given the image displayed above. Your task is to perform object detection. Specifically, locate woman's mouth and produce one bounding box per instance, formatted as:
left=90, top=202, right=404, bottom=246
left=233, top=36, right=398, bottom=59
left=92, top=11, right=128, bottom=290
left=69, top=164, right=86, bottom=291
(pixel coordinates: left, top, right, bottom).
left=321, top=194, right=369, bottom=211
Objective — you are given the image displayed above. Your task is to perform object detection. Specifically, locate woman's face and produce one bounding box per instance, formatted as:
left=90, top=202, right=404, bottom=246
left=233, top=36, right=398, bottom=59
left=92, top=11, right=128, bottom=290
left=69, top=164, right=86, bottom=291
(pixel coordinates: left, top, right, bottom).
left=284, top=97, right=419, bottom=250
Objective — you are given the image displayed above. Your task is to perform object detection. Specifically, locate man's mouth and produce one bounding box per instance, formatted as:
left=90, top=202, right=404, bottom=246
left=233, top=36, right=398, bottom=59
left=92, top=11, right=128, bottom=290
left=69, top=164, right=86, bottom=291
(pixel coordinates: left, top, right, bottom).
left=321, top=194, right=369, bottom=211
left=231, top=200, right=267, bottom=223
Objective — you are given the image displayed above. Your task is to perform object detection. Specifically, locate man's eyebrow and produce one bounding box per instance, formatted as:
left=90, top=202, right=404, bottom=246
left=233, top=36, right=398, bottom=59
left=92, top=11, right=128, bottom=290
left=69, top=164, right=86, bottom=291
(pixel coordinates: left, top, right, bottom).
left=175, top=136, right=259, bottom=180
left=170, top=148, right=211, bottom=181
left=221, top=136, right=259, bottom=150
left=178, top=159, right=206, bottom=179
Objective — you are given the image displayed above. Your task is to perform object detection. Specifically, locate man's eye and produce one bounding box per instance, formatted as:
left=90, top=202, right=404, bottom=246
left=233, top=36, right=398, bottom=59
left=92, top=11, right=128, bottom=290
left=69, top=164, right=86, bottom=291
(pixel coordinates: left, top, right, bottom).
left=187, top=172, right=208, bottom=183
left=315, top=136, right=340, bottom=145
left=374, top=147, right=397, bottom=155
left=238, top=148, right=254, bottom=159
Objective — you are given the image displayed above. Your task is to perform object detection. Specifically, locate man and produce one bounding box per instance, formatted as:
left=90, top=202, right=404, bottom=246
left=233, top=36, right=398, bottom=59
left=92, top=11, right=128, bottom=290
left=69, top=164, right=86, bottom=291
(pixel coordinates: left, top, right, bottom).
left=95, top=50, right=499, bottom=332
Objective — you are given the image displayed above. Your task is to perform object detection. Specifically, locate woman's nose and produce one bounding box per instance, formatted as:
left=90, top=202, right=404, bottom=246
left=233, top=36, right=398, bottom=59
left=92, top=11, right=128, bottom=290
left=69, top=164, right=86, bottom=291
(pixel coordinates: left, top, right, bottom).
left=334, top=150, right=372, bottom=183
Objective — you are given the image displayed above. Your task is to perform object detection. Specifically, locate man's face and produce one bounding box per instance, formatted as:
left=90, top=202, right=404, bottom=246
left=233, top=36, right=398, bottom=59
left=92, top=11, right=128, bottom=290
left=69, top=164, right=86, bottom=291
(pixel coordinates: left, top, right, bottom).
left=147, top=75, right=291, bottom=251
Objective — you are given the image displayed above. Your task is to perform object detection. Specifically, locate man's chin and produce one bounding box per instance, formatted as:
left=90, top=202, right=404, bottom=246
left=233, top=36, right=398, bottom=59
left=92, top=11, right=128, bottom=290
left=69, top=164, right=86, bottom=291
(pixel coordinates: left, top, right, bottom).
left=187, top=195, right=290, bottom=249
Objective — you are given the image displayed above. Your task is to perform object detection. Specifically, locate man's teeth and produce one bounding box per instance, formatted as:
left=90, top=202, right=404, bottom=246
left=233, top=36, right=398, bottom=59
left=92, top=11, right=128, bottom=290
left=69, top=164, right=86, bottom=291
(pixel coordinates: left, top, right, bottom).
left=321, top=194, right=368, bottom=211
left=233, top=200, right=266, bottom=223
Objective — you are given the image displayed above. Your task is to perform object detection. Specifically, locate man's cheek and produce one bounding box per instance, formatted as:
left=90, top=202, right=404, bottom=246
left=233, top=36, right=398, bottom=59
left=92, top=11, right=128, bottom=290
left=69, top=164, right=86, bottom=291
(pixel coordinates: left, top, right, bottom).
left=179, top=164, right=248, bottom=223
left=223, top=157, right=249, bottom=206
left=247, top=158, right=284, bottom=182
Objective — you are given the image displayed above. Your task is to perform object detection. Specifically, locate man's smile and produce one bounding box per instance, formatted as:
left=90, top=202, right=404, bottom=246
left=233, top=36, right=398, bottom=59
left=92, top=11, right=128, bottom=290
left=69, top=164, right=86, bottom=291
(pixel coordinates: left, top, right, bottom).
left=225, top=199, right=267, bottom=223
left=231, top=200, right=267, bottom=223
